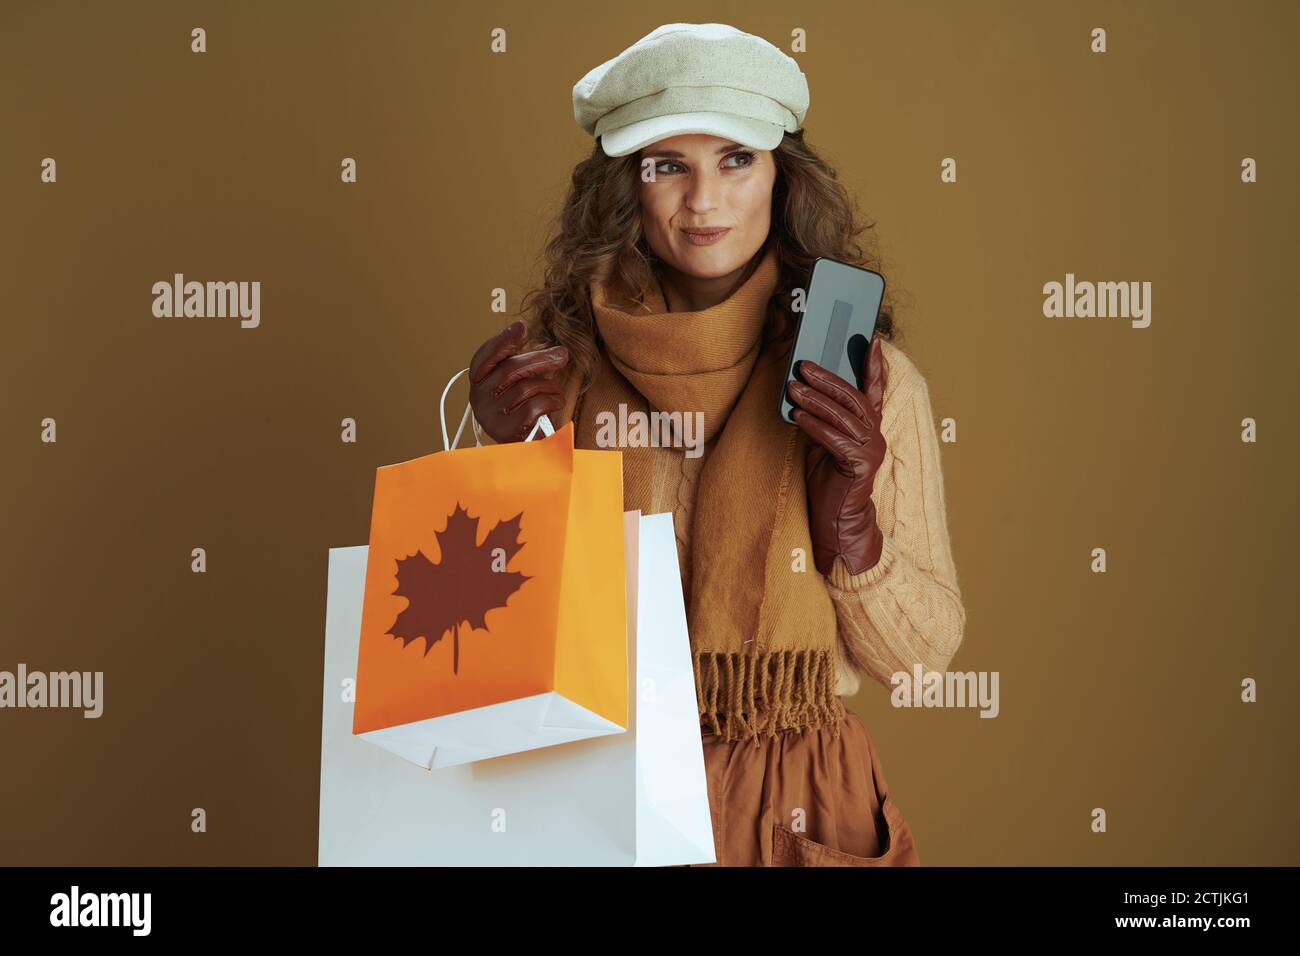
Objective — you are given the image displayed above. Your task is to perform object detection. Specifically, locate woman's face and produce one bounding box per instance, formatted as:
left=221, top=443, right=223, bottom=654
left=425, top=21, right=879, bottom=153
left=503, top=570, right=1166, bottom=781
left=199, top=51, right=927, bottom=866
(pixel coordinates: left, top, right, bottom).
left=637, top=133, right=776, bottom=280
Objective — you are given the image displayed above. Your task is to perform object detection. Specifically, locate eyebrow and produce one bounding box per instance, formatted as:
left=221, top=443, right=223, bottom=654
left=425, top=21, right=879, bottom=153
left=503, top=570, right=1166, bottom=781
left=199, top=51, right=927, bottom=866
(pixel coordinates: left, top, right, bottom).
left=643, top=142, right=747, bottom=158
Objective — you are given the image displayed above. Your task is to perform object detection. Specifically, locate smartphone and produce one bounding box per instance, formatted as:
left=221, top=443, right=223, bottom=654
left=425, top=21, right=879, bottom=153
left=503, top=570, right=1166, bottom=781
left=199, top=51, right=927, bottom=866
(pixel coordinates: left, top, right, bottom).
left=778, top=257, right=885, bottom=425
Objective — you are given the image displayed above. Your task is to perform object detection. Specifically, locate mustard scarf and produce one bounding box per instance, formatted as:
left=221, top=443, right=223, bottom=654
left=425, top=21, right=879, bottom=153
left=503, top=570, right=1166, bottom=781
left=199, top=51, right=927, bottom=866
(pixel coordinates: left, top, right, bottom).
left=571, top=244, right=846, bottom=741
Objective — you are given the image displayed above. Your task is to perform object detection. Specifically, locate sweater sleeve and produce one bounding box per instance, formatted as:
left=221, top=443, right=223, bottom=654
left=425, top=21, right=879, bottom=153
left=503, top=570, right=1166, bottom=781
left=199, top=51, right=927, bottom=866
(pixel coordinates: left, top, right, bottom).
left=823, top=371, right=966, bottom=689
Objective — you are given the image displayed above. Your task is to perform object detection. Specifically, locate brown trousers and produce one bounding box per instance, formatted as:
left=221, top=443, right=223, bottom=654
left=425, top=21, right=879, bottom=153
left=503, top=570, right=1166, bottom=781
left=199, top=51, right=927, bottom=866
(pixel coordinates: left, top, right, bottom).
left=687, top=711, right=920, bottom=867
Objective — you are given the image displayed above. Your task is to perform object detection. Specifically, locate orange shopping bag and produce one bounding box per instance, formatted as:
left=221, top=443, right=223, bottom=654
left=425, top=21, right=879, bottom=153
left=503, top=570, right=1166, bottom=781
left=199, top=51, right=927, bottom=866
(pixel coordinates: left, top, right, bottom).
left=351, top=368, right=628, bottom=770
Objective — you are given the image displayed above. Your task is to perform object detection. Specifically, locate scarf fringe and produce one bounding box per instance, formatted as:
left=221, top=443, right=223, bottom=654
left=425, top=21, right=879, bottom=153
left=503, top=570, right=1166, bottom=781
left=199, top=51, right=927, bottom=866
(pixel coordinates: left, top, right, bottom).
left=693, top=648, right=846, bottom=743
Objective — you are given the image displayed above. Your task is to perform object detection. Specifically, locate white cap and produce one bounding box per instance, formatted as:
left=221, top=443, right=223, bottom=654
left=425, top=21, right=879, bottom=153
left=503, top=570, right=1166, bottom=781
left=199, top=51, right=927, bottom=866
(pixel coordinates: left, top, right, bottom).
left=572, top=23, right=810, bottom=158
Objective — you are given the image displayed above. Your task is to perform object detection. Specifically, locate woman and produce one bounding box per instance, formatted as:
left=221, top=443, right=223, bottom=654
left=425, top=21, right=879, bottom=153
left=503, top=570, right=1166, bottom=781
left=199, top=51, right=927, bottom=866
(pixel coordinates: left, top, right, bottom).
left=466, top=23, right=965, bottom=866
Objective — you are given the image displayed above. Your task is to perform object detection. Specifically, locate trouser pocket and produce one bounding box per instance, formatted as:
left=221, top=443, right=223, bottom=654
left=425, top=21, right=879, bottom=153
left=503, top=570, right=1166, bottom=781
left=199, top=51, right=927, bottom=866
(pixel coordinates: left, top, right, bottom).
left=770, top=794, right=919, bottom=866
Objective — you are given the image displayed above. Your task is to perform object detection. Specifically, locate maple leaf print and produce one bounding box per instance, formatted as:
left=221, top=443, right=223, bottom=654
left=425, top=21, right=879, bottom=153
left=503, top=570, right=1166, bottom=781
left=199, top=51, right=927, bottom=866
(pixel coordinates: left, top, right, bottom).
left=386, top=502, right=531, bottom=674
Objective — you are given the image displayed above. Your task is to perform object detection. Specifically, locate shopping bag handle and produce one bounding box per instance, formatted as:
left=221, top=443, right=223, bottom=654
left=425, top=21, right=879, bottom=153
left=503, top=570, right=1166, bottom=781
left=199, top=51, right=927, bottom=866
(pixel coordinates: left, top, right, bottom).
left=439, top=367, right=554, bottom=451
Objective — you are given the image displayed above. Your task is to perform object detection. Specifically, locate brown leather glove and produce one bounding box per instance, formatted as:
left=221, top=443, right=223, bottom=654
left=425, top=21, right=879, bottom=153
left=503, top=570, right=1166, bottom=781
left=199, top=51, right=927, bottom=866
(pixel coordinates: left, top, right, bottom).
left=785, top=334, right=888, bottom=576
left=468, top=320, right=570, bottom=443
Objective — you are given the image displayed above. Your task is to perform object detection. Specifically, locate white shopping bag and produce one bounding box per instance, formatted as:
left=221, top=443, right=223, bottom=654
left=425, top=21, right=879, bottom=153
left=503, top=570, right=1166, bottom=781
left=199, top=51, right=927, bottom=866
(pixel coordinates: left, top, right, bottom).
left=318, top=510, right=716, bottom=866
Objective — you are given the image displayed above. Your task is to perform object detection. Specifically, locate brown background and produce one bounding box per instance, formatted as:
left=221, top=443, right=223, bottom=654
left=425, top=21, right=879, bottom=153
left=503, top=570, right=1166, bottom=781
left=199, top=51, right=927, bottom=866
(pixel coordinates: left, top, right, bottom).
left=1, top=0, right=1296, bottom=865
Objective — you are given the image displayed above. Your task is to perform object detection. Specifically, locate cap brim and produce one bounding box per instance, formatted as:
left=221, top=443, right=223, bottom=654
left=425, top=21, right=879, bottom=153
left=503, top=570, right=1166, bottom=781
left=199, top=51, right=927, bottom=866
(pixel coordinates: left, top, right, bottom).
left=599, top=112, right=787, bottom=157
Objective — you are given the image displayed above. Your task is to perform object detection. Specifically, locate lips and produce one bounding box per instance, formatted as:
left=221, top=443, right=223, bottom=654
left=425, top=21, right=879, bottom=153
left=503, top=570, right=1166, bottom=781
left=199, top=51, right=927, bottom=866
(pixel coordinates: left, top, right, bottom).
left=680, top=226, right=731, bottom=246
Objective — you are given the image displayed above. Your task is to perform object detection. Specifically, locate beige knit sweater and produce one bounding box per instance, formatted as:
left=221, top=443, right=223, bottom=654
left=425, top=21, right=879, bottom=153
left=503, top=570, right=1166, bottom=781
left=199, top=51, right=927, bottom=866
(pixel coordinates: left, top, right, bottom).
left=470, top=336, right=966, bottom=698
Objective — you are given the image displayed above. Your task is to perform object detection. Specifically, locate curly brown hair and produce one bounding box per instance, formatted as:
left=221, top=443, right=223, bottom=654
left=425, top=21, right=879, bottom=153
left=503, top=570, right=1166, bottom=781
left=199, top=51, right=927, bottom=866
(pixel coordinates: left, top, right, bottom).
left=517, top=128, right=902, bottom=401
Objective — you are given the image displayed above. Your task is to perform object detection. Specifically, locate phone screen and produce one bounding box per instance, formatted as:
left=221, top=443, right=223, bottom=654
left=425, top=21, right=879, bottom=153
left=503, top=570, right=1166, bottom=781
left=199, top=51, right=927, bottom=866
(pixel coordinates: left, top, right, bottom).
left=778, top=258, right=885, bottom=425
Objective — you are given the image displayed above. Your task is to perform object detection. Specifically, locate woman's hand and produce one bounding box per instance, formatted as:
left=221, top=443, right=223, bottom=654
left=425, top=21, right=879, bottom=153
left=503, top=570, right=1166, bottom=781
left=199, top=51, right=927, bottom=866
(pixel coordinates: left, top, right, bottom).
left=469, top=320, right=570, bottom=443
left=785, top=335, right=888, bottom=576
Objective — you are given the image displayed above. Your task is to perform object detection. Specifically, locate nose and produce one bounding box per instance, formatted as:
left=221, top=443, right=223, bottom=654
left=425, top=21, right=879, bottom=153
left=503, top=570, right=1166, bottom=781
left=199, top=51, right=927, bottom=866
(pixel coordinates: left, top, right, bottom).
left=683, top=169, right=721, bottom=213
